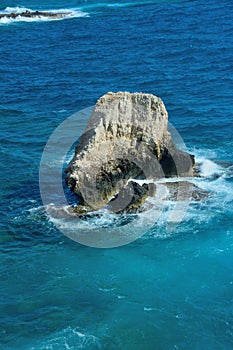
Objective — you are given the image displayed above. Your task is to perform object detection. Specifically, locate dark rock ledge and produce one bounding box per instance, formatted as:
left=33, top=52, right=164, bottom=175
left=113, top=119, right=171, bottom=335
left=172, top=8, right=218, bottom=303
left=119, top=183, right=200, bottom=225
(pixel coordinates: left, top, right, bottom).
left=0, top=10, right=70, bottom=20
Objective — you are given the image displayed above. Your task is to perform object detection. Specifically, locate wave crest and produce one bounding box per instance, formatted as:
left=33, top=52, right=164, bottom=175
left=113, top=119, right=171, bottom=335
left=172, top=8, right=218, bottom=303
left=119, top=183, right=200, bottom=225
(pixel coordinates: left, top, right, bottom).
left=0, top=6, right=89, bottom=24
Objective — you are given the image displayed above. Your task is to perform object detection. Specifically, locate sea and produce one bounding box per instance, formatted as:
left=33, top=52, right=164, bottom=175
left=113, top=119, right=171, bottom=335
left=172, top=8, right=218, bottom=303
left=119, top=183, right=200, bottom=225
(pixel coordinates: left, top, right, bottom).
left=0, top=0, right=233, bottom=349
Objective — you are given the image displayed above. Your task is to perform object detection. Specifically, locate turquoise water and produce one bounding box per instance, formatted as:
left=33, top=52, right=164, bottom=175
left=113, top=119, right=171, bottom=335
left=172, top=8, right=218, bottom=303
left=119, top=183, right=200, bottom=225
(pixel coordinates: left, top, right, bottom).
left=1, top=0, right=233, bottom=349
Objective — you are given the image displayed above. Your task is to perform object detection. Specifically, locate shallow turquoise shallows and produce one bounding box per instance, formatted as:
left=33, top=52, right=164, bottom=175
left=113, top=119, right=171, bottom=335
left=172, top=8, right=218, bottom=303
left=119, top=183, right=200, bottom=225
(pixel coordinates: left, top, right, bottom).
left=1, top=1, right=233, bottom=349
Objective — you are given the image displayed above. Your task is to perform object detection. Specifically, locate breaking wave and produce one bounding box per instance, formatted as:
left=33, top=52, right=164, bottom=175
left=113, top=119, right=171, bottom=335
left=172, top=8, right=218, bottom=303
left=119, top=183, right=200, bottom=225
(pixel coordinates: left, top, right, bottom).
left=0, top=6, right=89, bottom=25
left=31, top=326, right=101, bottom=350
left=32, top=151, right=233, bottom=246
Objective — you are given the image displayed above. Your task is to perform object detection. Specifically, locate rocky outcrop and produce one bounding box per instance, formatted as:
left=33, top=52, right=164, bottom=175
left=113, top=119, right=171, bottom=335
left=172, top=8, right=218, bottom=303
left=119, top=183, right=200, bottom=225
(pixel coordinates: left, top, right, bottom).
left=0, top=10, right=70, bottom=20
left=65, top=92, right=195, bottom=211
left=107, top=181, right=156, bottom=213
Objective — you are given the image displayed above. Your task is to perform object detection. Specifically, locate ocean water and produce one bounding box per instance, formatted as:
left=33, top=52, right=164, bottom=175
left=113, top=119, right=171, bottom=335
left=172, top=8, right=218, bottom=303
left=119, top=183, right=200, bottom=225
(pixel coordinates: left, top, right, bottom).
left=1, top=0, right=233, bottom=349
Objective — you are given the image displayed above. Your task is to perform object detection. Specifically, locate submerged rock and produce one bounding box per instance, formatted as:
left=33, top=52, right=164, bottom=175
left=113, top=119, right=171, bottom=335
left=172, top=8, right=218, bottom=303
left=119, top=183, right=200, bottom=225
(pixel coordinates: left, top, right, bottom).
left=65, top=92, right=195, bottom=211
left=163, top=181, right=209, bottom=201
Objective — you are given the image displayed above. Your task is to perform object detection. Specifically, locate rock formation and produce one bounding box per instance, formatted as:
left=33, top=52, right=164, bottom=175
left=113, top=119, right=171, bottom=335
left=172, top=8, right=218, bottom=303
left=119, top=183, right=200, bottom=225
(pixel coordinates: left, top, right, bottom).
left=0, top=10, right=70, bottom=20
left=65, top=92, right=195, bottom=212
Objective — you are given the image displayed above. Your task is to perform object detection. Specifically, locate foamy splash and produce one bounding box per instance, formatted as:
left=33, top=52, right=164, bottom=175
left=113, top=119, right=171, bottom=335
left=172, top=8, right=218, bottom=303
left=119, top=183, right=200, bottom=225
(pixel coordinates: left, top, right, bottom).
left=26, top=153, right=233, bottom=246
left=0, top=6, right=89, bottom=24
left=31, top=326, right=100, bottom=350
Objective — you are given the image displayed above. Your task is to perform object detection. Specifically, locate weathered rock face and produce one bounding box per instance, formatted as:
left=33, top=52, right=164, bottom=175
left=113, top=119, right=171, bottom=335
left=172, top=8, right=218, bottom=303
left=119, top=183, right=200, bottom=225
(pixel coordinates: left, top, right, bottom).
left=65, top=92, right=194, bottom=211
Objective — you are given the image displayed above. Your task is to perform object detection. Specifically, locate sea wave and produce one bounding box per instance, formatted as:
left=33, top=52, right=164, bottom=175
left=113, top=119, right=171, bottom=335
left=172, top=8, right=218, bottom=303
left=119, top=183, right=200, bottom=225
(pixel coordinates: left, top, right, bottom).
left=38, top=154, right=232, bottom=244
left=20, top=149, right=232, bottom=247
left=0, top=6, right=89, bottom=25
left=79, top=0, right=187, bottom=11
left=31, top=326, right=100, bottom=350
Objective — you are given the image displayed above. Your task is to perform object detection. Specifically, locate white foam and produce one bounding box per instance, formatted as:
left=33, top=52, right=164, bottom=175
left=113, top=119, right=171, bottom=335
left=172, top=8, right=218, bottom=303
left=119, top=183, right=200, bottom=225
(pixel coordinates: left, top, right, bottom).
left=117, top=295, right=126, bottom=299
left=31, top=326, right=100, bottom=350
left=37, top=147, right=233, bottom=243
left=0, top=7, right=89, bottom=25
left=99, top=287, right=115, bottom=292
left=144, top=307, right=156, bottom=311
left=5, top=6, right=31, bottom=13
left=199, top=158, right=224, bottom=178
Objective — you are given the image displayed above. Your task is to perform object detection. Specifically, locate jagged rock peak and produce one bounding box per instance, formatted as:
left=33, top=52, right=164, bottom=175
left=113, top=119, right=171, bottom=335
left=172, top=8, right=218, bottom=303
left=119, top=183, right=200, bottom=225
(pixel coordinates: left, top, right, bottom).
left=65, top=92, right=194, bottom=211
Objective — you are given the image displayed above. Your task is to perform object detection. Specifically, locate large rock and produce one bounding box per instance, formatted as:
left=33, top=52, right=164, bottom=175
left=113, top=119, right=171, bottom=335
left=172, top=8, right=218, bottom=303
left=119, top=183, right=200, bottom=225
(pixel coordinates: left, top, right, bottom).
left=65, top=92, right=194, bottom=211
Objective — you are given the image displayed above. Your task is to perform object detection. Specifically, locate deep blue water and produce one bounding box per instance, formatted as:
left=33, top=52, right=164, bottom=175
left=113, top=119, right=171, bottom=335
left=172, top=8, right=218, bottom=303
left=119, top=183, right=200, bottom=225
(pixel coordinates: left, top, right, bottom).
left=0, top=0, right=233, bottom=349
